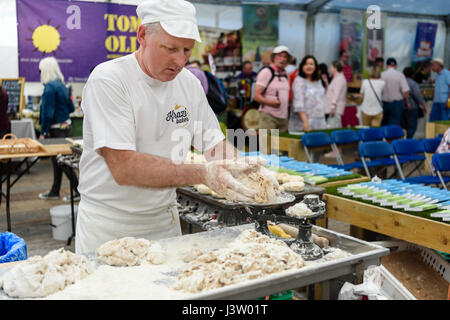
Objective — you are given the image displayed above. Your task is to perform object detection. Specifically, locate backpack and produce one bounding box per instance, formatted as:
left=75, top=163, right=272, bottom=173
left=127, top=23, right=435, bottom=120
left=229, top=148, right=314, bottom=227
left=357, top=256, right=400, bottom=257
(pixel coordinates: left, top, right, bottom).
left=258, top=65, right=288, bottom=95
left=204, top=71, right=228, bottom=115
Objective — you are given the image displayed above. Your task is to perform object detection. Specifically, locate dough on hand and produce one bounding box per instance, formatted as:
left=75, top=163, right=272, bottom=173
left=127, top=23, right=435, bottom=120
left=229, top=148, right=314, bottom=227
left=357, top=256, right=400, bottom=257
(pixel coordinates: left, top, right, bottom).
left=1, top=248, right=94, bottom=298
left=194, top=184, right=213, bottom=195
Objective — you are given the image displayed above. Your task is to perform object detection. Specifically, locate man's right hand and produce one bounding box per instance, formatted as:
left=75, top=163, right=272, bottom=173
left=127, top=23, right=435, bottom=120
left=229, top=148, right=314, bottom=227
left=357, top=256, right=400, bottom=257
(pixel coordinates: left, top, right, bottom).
left=204, top=159, right=260, bottom=202
left=270, top=100, right=281, bottom=108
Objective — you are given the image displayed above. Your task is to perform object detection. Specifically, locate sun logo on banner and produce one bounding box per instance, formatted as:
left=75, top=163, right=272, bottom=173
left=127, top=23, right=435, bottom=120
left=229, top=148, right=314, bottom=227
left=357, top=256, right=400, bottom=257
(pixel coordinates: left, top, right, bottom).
left=26, top=19, right=66, bottom=55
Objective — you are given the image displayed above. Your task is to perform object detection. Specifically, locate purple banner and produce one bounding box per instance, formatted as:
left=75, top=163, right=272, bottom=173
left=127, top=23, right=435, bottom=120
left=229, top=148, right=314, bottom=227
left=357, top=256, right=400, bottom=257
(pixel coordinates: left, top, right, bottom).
left=17, top=0, right=139, bottom=82
left=412, top=22, right=438, bottom=63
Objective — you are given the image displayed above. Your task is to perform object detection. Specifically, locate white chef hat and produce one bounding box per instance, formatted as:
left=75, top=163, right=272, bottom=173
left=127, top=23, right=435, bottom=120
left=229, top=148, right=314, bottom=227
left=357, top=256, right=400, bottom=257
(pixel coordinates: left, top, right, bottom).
left=137, top=0, right=202, bottom=42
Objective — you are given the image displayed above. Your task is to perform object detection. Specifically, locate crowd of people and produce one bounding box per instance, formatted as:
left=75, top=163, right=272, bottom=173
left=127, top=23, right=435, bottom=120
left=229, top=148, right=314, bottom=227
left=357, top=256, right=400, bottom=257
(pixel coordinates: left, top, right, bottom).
left=230, top=46, right=449, bottom=138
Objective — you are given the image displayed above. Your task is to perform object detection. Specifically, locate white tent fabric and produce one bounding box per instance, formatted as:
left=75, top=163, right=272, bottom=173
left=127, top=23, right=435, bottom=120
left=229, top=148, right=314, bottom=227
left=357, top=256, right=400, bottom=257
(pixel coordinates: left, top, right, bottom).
left=0, top=0, right=447, bottom=98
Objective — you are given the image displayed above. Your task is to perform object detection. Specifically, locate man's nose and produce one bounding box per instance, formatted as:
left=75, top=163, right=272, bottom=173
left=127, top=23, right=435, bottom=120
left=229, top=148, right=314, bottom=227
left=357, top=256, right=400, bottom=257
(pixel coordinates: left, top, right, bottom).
left=174, top=51, right=188, bottom=69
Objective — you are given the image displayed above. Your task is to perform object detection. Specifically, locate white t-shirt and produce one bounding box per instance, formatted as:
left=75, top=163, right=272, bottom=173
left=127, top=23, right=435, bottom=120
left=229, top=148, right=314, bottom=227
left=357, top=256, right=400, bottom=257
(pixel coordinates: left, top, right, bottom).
left=78, top=53, right=224, bottom=213
left=359, top=79, right=385, bottom=116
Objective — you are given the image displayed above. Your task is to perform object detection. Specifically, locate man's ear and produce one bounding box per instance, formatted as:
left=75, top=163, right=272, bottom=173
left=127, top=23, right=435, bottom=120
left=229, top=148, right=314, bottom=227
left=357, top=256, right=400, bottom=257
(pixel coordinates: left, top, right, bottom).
left=137, top=25, right=147, bottom=47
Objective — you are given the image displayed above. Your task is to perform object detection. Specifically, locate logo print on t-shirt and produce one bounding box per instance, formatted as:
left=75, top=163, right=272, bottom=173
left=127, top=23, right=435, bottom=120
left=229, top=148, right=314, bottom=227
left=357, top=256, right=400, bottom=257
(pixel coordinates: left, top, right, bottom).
left=166, top=105, right=190, bottom=127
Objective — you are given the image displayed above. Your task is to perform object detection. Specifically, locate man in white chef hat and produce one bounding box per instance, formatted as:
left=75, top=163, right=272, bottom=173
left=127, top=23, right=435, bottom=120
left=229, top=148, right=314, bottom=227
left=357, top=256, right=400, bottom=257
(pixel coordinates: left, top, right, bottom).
left=75, top=0, right=265, bottom=254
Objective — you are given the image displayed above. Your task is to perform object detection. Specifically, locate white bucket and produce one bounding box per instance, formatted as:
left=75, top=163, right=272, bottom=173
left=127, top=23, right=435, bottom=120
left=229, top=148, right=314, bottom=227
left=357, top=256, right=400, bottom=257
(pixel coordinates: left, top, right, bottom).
left=50, top=205, right=78, bottom=241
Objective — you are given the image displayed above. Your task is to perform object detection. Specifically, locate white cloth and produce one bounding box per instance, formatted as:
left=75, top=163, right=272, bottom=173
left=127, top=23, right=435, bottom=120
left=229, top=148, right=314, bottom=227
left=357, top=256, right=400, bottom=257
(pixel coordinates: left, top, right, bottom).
left=359, top=79, right=385, bottom=116
left=78, top=52, right=224, bottom=214
left=75, top=198, right=181, bottom=254
left=136, top=0, right=201, bottom=42
left=11, top=118, right=36, bottom=139
left=380, top=68, right=409, bottom=102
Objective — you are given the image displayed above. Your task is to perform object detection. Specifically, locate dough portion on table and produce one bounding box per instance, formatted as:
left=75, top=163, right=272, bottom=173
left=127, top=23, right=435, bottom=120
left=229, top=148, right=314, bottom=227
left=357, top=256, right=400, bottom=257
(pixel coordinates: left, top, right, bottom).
left=0, top=248, right=94, bottom=298
left=96, top=237, right=167, bottom=267
left=174, top=229, right=305, bottom=293
left=285, top=202, right=313, bottom=217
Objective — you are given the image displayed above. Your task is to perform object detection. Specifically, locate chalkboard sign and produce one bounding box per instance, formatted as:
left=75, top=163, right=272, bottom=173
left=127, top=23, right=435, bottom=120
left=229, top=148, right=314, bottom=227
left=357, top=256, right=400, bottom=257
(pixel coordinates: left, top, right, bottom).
left=0, top=78, right=25, bottom=119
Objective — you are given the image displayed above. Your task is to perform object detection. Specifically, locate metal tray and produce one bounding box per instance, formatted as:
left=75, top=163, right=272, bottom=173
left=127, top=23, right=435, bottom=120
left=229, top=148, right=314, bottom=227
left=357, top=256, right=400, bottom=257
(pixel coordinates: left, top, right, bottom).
left=0, top=224, right=389, bottom=300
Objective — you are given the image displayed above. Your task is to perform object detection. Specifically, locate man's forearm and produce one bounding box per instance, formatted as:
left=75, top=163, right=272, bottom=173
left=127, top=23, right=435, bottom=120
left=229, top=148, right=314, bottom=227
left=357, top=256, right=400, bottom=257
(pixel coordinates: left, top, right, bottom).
left=100, top=148, right=206, bottom=188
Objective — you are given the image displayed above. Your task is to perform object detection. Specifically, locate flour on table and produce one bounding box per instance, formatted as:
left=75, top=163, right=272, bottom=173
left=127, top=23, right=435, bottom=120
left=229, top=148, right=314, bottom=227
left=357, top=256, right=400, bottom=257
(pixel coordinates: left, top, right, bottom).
left=173, top=229, right=305, bottom=293
left=96, top=237, right=167, bottom=267
left=0, top=248, right=94, bottom=298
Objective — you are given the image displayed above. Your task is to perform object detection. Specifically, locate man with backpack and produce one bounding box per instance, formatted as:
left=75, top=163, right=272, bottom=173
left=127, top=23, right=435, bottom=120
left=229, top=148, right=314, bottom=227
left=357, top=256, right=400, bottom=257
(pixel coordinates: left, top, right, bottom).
left=253, top=45, right=291, bottom=131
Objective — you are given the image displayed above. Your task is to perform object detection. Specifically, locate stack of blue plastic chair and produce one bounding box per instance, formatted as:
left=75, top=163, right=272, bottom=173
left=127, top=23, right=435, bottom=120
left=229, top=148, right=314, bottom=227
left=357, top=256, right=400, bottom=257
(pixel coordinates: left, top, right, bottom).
left=328, top=129, right=364, bottom=170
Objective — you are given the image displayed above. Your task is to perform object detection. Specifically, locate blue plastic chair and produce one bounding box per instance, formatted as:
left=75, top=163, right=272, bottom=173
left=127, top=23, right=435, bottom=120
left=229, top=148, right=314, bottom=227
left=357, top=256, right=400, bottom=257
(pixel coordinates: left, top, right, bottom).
left=391, top=139, right=426, bottom=179
left=404, top=153, right=450, bottom=189
left=301, top=132, right=333, bottom=163
left=432, top=153, right=450, bottom=190
left=329, top=130, right=364, bottom=170
left=357, top=127, right=384, bottom=142
left=423, top=137, right=441, bottom=153
left=359, top=141, right=405, bottom=179
left=381, top=125, right=404, bottom=141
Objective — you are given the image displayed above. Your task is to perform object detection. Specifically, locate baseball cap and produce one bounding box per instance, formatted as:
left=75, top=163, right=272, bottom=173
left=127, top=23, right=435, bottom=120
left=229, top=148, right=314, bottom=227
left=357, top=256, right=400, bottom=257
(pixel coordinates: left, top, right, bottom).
left=137, top=0, right=201, bottom=42
left=272, top=45, right=291, bottom=56
left=431, top=58, right=444, bottom=66
left=386, top=57, right=397, bottom=66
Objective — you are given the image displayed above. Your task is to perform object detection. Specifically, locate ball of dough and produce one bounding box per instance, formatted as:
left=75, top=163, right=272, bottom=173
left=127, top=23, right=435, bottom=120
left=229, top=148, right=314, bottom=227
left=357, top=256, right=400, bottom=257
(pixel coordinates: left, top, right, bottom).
left=280, top=181, right=305, bottom=192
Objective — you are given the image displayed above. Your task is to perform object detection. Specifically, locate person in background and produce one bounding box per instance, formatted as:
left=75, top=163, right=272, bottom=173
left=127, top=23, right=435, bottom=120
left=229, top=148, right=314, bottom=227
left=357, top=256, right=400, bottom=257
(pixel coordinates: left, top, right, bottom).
left=285, top=56, right=297, bottom=76
left=236, top=60, right=257, bottom=84
left=325, top=61, right=347, bottom=122
left=37, top=56, right=79, bottom=202
left=339, top=50, right=353, bottom=83
left=402, top=67, right=427, bottom=138
left=0, top=86, right=10, bottom=138
left=413, top=60, right=432, bottom=84
left=288, top=54, right=326, bottom=133
left=185, top=60, right=208, bottom=94
left=375, top=57, right=384, bottom=70
left=429, top=58, right=450, bottom=122
left=381, top=57, right=410, bottom=125
left=358, top=66, right=385, bottom=127
left=253, top=45, right=291, bottom=132
left=318, top=63, right=331, bottom=90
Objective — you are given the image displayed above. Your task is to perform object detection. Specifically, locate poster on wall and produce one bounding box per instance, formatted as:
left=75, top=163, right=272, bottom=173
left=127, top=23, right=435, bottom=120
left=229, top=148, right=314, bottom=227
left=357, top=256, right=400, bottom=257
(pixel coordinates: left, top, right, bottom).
left=17, top=0, right=139, bottom=82
left=412, top=22, right=438, bottom=66
left=190, top=26, right=242, bottom=74
left=362, top=10, right=386, bottom=78
left=339, top=9, right=363, bottom=76
left=241, top=3, right=279, bottom=72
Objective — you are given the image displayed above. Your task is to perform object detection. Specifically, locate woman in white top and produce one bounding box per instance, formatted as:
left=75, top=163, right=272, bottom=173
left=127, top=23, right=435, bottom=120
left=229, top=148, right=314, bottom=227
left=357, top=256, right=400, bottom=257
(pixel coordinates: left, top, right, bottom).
left=325, top=61, right=348, bottom=121
left=358, top=66, right=385, bottom=127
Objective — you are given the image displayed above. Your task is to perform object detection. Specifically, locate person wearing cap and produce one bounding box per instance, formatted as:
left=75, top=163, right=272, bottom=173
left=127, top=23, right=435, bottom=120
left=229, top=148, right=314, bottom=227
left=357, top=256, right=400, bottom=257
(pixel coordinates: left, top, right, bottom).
left=380, top=57, right=410, bottom=126
left=253, top=45, right=291, bottom=132
left=75, top=0, right=262, bottom=254
left=429, top=58, right=450, bottom=121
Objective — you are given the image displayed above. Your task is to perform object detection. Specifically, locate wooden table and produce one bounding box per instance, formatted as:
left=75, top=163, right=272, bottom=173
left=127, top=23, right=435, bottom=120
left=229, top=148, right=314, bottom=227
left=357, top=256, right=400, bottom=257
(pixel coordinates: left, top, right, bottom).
left=0, top=143, right=72, bottom=232
left=323, top=194, right=450, bottom=253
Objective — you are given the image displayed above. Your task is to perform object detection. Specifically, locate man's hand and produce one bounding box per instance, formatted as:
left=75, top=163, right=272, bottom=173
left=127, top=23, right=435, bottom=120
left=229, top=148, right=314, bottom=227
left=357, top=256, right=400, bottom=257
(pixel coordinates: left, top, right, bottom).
left=204, top=159, right=260, bottom=201
left=39, top=134, right=45, bottom=140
